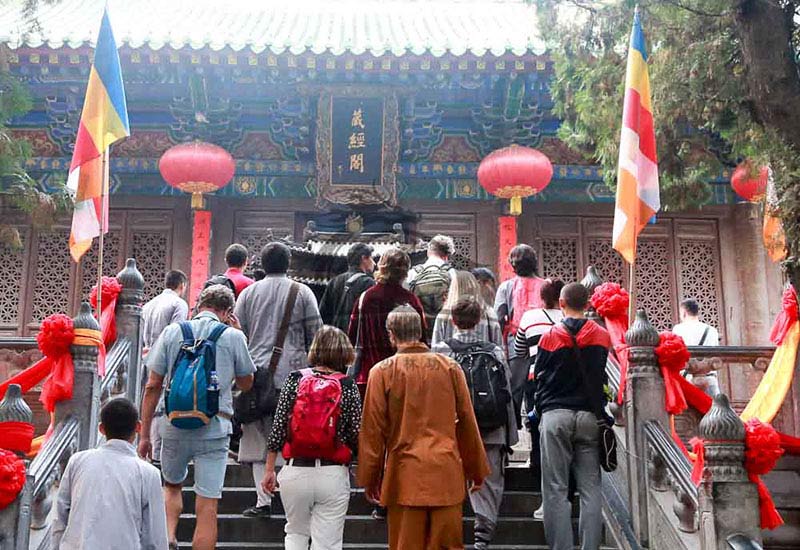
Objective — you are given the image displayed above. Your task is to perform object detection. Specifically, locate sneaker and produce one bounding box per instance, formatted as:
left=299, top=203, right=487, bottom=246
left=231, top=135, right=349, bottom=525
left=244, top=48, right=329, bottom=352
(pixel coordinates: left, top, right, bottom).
left=371, top=506, right=387, bottom=520
left=242, top=504, right=271, bottom=518
left=533, top=504, right=544, bottom=520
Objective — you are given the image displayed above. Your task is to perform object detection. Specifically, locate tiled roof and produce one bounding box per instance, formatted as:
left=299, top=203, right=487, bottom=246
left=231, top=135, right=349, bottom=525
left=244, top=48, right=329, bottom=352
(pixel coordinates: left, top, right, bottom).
left=0, top=0, right=544, bottom=57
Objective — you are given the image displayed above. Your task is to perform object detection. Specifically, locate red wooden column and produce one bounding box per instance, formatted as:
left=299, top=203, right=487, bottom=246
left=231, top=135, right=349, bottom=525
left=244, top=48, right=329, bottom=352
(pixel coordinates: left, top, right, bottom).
left=188, top=210, right=212, bottom=309
left=498, top=215, right=517, bottom=283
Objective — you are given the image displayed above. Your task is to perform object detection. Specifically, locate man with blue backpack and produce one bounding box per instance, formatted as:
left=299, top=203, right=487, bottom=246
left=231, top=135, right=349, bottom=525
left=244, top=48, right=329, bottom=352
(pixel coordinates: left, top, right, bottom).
left=139, top=284, right=256, bottom=550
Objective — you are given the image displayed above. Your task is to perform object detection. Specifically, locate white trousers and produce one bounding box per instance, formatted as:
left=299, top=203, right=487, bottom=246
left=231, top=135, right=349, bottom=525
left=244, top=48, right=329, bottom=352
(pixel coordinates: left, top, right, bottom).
left=278, top=463, right=350, bottom=550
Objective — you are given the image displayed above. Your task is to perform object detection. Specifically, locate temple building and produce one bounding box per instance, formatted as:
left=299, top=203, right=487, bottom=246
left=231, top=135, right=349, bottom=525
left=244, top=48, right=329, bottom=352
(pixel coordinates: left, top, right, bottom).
left=0, top=0, right=782, bottom=343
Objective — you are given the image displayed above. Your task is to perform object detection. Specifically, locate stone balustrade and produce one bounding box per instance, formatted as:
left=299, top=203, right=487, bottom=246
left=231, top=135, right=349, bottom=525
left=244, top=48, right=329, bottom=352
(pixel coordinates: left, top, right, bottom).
left=0, top=258, right=145, bottom=549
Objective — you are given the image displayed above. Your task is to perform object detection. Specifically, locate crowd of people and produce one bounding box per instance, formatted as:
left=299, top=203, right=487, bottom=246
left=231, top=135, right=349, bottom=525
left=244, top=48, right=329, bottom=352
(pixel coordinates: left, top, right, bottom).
left=51, top=235, right=721, bottom=550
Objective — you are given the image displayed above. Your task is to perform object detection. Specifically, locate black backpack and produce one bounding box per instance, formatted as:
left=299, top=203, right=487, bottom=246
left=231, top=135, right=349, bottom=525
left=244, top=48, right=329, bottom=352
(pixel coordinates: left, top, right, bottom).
left=332, top=272, right=371, bottom=332
left=446, top=339, right=510, bottom=431
left=203, top=274, right=237, bottom=297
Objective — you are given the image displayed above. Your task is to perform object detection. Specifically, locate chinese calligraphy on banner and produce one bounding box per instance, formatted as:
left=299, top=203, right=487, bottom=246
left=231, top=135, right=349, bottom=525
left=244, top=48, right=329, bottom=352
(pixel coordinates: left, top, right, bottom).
left=331, top=97, right=383, bottom=185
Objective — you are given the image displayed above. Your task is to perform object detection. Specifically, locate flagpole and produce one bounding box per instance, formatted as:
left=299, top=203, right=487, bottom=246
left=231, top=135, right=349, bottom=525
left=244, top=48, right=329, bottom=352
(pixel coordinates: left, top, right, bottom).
left=96, top=147, right=109, bottom=319
left=628, top=260, right=636, bottom=323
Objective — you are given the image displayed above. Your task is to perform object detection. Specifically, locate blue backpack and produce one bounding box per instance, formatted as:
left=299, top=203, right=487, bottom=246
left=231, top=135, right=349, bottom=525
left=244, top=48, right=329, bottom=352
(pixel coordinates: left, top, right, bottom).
left=165, top=321, right=227, bottom=429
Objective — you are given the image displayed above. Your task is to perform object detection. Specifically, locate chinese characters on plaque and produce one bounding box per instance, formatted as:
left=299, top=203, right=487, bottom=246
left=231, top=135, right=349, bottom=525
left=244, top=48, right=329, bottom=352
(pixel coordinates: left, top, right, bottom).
left=331, top=97, right=383, bottom=186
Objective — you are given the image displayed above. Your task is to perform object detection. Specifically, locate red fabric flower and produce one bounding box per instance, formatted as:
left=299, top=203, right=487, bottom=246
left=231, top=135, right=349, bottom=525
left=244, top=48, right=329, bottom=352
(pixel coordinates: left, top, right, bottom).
left=590, top=283, right=629, bottom=319
left=744, top=419, right=784, bottom=530
left=90, top=276, right=123, bottom=310
left=654, top=332, right=690, bottom=415
left=769, top=287, right=798, bottom=345
left=0, top=450, right=26, bottom=509
left=36, top=313, right=74, bottom=358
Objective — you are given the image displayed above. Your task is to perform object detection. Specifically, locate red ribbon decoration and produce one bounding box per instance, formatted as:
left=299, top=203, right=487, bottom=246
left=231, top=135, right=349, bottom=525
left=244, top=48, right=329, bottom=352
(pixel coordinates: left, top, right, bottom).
left=90, top=276, right=122, bottom=376
left=0, top=314, right=76, bottom=412
left=689, top=436, right=705, bottom=485
left=769, top=286, right=798, bottom=345
left=0, top=450, right=26, bottom=509
left=744, top=419, right=784, bottom=530
left=0, top=422, right=35, bottom=455
left=591, top=283, right=630, bottom=402
left=654, top=332, right=690, bottom=415
left=689, top=420, right=785, bottom=529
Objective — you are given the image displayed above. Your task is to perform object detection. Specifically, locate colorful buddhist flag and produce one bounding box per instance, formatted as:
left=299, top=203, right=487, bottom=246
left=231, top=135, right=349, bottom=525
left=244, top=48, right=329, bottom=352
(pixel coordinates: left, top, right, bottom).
left=612, top=10, right=660, bottom=264
left=68, top=8, right=129, bottom=262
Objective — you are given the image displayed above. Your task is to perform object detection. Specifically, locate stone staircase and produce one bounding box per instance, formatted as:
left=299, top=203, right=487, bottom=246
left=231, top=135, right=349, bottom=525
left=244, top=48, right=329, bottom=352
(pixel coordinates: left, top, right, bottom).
left=178, top=462, right=617, bottom=549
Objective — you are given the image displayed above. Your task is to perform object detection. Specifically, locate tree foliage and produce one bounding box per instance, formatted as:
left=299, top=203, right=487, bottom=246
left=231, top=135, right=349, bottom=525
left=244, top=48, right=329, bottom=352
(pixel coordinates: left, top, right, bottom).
left=1, top=44, right=69, bottom=248
left=535, top=0, right=800, bottom=284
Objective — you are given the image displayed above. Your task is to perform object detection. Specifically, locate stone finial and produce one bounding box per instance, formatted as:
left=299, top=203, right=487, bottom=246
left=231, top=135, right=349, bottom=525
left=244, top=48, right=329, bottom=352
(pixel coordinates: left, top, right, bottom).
left=116, top=258, right=145, bottom=292
left=625, top=309, right=659, bottom=347
left=0, top=384, right=33, bottom=423
left=698, top=394, right=745, bottom=442
left=580, top=265, right=603, bottom=293
left=73, top=302, right=100, bottom=331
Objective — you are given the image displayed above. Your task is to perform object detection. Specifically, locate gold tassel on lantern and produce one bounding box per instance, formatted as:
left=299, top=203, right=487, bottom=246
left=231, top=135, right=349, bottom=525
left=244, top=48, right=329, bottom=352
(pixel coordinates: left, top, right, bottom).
left=509, top=196, right=522, bottom=216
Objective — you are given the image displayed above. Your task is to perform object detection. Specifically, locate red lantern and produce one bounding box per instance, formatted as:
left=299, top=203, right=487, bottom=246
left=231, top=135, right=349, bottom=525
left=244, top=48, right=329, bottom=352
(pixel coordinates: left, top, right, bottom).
left=477, top=145, right=553, bottom=215
left=731, top=161, right=768, bottom=202
left=159, top=141, right=235, bottom=209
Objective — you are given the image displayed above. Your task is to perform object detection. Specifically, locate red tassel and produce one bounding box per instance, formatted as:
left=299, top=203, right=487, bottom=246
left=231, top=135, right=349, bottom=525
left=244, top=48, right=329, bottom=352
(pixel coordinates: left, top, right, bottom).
left=752, top=474, right=784, bottom=530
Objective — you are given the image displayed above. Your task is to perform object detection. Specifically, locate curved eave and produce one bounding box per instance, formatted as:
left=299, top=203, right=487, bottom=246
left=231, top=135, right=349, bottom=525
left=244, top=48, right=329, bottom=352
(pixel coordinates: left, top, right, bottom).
left=0, top=0, right=546, bottom=58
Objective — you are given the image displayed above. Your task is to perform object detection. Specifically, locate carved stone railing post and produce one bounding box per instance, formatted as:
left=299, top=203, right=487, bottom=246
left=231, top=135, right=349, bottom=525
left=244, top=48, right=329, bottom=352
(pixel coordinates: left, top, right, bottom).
left=624, top=309, right=666, bottom=546
left=56, top=303, right=102, bottom=450
left=697, top=394, right=761, bottom=550
left=580, top=265, right=603, bottom=324
left=0, top=385, right=33, bottom=550
left=115, top=258, right=145, bottom=406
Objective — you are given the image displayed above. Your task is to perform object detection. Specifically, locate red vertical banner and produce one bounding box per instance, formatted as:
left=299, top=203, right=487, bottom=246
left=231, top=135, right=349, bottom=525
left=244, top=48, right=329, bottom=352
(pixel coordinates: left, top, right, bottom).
left=189, top=210, right=212, bottom=309
left=498, top=216, right=517, bottom=283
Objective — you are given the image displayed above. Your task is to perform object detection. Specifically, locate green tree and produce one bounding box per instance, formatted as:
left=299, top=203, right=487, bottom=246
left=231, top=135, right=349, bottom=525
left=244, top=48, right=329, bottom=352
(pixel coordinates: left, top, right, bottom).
left=535, top=0, right=800, bottom=288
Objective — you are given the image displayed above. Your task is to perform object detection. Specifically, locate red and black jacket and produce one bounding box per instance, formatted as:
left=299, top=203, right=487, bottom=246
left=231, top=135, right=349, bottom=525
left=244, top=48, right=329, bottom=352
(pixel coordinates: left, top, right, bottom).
left=531, top=318, right=611, bottom=415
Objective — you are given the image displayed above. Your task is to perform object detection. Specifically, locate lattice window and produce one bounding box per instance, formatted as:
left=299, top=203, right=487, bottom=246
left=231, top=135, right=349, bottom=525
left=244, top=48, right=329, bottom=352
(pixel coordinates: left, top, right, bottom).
left=79, top=232, right=122, bottom=302
left=541, top=238, right=577, bottom=282
left=678, top=240, right=722, bottom=331
left=635, top=240, right=673, bottom=331
left=0, top=231, right=26, bottom=325
left=450, top=235, right=474, bottom=271
left=132, top=232, right=169, bottom=301
left=587, top=239, right=625, bottom=285
left=31, top=231, right=72, bottom=323
left=236, top=231, right=290, bottom=263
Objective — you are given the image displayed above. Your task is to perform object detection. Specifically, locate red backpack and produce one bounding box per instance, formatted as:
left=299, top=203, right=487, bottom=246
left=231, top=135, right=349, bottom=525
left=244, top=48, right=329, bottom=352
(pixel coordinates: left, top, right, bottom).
left=283, top=369, right=352, bottom=464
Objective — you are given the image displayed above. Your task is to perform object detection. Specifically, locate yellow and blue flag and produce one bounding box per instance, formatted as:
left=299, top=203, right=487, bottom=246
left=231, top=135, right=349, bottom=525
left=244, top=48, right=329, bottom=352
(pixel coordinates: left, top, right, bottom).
left=68, top=7, right=129, bottom=262
left=612, top=10, right=660, bottom=264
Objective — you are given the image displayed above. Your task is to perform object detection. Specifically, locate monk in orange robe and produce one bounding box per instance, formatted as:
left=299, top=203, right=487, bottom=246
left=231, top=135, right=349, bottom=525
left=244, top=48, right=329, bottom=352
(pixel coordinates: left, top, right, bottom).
left=358, top=305, right=491, bottom=549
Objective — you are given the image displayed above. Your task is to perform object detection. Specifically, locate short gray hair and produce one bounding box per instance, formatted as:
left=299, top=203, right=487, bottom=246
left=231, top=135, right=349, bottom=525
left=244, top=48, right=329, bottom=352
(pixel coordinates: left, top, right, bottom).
left=386, top=305, right=422, bottom=343
left=197, top=284, right=235, bottom=312
left=428, top=234, right=454, bottom=258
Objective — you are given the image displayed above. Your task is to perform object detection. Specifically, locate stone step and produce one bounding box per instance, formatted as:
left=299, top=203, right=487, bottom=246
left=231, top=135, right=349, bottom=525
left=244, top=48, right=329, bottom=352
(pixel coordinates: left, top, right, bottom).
left=181, top=486, right=563, bottom=517
left=175, top=544, right=616, bottom=550
left=187, top=462, right=540, bottom=491
left=177, top=514, right=560, bottom=545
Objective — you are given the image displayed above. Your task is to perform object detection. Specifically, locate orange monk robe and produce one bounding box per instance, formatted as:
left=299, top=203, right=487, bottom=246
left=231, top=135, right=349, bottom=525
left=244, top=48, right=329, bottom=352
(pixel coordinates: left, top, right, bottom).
left=358, top=343, right=491, bottom=508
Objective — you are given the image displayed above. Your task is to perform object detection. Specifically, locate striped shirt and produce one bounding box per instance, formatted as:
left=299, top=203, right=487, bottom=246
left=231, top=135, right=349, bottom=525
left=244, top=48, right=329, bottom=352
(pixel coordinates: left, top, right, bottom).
left=513, top=308, right=563, bottom=359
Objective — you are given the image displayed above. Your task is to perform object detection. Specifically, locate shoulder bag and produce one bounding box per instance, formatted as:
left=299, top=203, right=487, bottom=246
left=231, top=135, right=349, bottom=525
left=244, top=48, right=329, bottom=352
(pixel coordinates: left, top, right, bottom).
left=565, top=322, right=618, bottom=472
left=234, top=282, right=299, bottom=423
